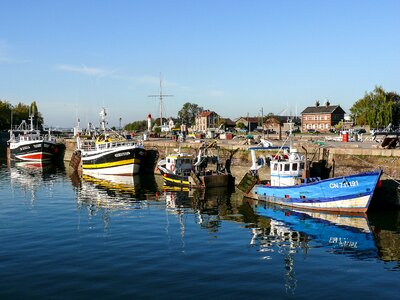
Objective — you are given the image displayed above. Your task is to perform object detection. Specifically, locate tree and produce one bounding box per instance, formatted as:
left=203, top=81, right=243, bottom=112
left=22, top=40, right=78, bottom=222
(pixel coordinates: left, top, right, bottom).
left=30, top=101, right=44, bottom=129
left=0, top=100, right=13, bottom=130
left=177, top=102, right=203, bottom=125
left=0, top=100, right=44, bottom=131
left=350, top=86, right=400, bottom=128
left=124, top=120, right=147, bottom=131
left=217, top=118, right=227, bottom=129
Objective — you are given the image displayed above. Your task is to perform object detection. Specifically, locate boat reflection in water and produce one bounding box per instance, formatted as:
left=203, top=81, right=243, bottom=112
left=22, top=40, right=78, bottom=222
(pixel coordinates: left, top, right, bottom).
left=250, top=200, right=376, bottom=256
left=9, top=160, right=65, bottom=204
left=247, top=199, right=378, bottom=292
left=163, top=186, right=239, bottom=233
left=74, top=173, right=160, bottom=212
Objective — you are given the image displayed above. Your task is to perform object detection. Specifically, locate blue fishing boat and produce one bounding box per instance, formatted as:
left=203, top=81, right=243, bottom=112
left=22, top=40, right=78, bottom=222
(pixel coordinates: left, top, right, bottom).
left=238, top=127, right=382, bottom=213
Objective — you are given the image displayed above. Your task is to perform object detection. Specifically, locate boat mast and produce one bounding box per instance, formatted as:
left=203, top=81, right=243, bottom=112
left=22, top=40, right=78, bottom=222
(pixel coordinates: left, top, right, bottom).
left=10, top=110, right=13, bottom=134
left=287, top=117, right=294, bottom=149
left=148, top=73, right=173, bottom=127
left=29, top=107, right=34, bottom=131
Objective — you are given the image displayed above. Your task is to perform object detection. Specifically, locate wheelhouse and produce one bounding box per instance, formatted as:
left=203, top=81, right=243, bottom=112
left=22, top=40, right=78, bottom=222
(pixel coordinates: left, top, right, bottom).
left=165, top=153, right=194, bottom=176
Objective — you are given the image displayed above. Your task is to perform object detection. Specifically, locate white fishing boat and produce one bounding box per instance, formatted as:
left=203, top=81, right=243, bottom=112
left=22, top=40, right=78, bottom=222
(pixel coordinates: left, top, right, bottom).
left=73, top=108, right=146, bottom=176
left=7, top=114, right=64, bottom=162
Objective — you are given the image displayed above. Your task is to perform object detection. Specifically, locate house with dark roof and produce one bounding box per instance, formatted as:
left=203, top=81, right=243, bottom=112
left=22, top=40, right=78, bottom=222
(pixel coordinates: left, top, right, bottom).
left=301, top=101, right=345, bottom=132
left=264, top=116, right=301, bottom=133
left=219, top=117, right=236, bottom=131
left=235, top=117, right=260, bottom=132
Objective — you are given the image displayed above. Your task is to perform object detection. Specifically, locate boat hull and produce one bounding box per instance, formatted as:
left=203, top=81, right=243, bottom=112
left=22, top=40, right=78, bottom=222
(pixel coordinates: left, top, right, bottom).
left=81, top=146, right=145, bottom=176
left=245, top=170, right=382, bottom=213
left=159, top=168, right=233, bottom=188
left=161, top=171, right=191, bottom=187
left=8, top=140, right=61, bottom=162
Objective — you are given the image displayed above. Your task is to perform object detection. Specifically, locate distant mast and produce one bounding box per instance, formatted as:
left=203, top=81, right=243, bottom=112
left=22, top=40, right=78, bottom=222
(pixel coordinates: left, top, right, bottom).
left=147, top=113, right=152, bottom=132
left=148, top=73, right=173, bottom=127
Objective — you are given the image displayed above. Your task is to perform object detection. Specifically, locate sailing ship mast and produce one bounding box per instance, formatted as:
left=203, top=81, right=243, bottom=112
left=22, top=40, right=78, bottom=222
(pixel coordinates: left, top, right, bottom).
left=148, top=74, right=173, bottom=128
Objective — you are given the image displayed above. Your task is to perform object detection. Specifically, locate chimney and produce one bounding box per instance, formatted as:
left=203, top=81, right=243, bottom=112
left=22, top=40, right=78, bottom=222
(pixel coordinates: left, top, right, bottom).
left=315, top=101, right=320, bottom=107
left=325, top=100, right=330, bottom=107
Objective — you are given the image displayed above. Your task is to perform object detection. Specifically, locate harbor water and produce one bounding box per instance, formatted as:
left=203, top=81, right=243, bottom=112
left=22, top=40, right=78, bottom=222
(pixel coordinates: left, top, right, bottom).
left=0, top=150, right=399, bottom=299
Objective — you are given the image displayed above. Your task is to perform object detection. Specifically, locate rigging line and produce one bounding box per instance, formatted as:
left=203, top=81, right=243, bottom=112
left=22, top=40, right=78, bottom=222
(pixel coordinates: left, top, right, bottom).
left=351, top=155, right=400, bottom=186
left=308, top=140, right=400, bottom=186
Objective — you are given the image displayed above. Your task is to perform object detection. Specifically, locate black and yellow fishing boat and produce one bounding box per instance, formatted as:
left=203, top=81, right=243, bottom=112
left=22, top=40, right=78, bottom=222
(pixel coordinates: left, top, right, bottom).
left=73, top=108, right=146, bottom=176
left=157, top=141, right=235, bottom=189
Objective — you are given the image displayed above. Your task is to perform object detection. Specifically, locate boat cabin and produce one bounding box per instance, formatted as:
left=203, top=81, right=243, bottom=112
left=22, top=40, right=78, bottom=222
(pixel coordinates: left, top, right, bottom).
left=270, top=148, right=305, bottom=186
left=165, top=153, right=194, bottom=176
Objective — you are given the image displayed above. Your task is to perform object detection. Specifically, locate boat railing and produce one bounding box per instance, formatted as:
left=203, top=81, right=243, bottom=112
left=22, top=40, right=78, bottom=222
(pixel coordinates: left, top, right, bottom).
left=44, top=134, right=57, bottom=142
left=80, top=140, right=96, bottom=151
left=18, top=133, right=43, bottom=142
left=95, top=140, right=142, bottom=151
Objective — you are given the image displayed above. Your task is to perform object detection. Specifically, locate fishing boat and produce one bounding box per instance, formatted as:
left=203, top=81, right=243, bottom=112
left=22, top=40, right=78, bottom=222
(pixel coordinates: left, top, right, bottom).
left=157, top=140, right=235, bottom=188
left=73, top=108, right=146, bottom=176
left=7, top=114, right=64, bottom=162
left=238, top=124, right=382, bottom=213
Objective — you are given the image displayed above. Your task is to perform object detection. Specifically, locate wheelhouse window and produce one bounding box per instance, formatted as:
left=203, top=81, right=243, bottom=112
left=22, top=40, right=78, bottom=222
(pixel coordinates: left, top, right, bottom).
left=292, top=163, right=298, bottom=171
left=284, top=164, right=290, bottom=171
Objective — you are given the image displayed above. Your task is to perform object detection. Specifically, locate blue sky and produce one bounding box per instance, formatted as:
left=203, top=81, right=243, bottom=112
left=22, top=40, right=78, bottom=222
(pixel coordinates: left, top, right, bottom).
left=1, top=0, right=399, bottom=128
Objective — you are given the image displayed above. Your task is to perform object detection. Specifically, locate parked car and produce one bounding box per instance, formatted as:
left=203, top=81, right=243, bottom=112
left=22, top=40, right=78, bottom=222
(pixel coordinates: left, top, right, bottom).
left=353, top=129, right=366, bottom=134
left=265, top=129, right=276, bottom=134
left=307, top=129, right=319, bottom=134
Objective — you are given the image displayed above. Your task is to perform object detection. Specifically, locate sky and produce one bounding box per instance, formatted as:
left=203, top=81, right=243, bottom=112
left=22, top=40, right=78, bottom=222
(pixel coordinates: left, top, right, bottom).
left=0, top=0, right=399, bottom=128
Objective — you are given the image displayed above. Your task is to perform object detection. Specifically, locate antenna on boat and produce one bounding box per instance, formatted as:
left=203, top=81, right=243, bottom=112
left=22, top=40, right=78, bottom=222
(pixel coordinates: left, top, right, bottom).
left=99, top=107, right=107, bottom=131
left=148, top=73, right=173, bottom=127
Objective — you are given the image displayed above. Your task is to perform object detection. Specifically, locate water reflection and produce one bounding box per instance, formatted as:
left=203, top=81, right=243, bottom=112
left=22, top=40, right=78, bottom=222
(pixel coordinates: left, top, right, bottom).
left=245, top=200, right=382, bottom=293
left=71, top=172, right=160, bottom=212
left=368, top=210, right=400, bottom=265
left=8, top=161, right=65, bottom=204
left=246, top=200, right=400, bottom=269
left=163, top=186, right=239, bottom=234
left=249, top=200, right=377, bottom=257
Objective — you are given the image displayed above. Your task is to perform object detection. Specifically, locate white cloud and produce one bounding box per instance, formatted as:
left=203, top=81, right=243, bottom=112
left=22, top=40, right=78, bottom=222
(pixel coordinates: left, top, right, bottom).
left=57, top=64, right=115, bottom=77
left=0, top=40, right=29, bottom=64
